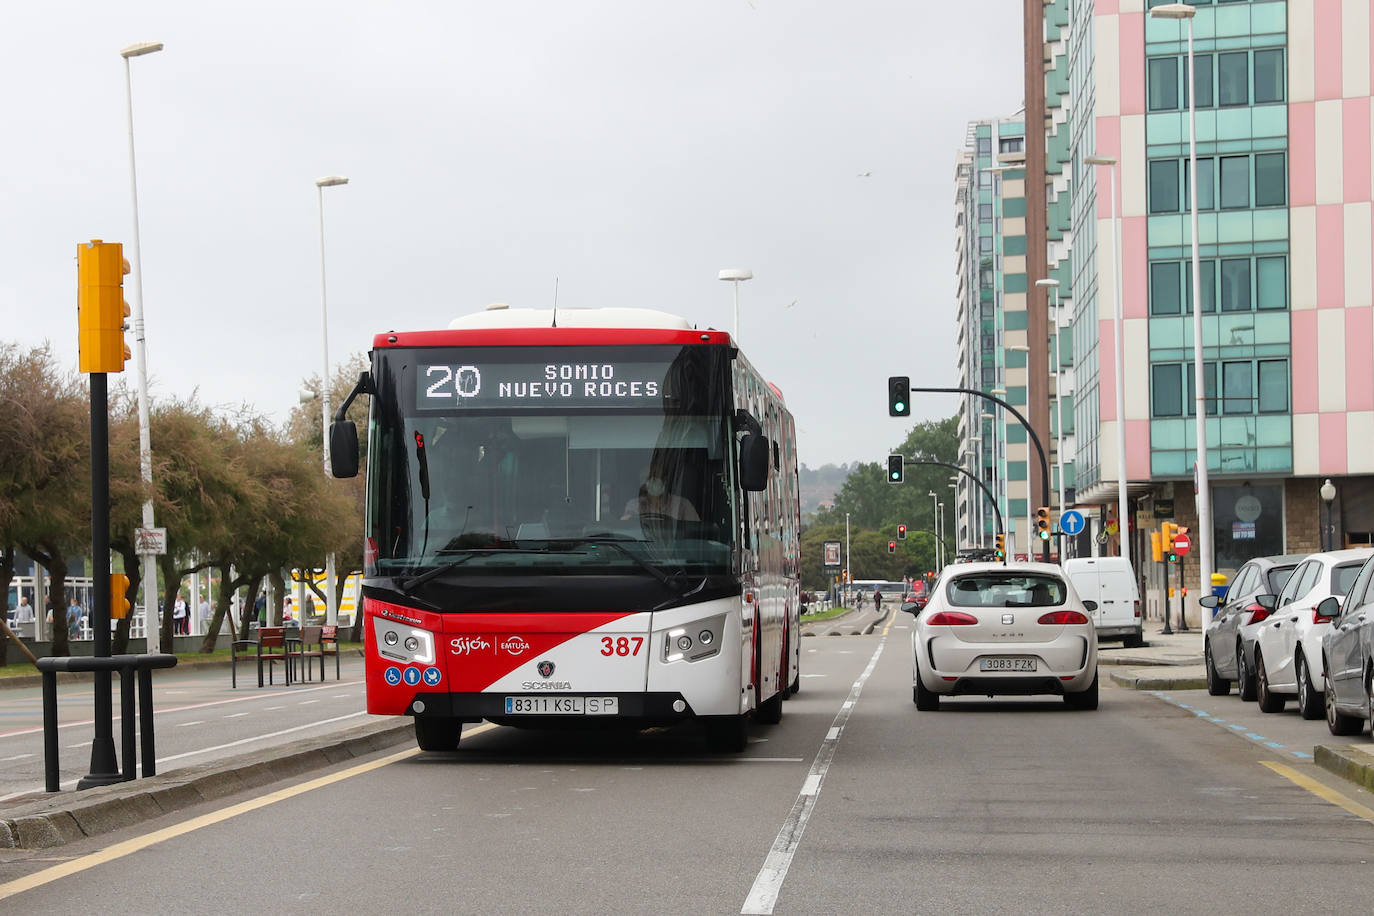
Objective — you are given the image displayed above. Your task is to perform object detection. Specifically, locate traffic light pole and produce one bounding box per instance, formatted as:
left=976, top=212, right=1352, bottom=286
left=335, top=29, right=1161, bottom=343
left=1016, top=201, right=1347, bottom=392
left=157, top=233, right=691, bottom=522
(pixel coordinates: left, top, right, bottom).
left=911, top=386, right=1052, bottom=562
left=79, top=372, right=121, bottom=790
left=903, top=459, right=1005, bottom=557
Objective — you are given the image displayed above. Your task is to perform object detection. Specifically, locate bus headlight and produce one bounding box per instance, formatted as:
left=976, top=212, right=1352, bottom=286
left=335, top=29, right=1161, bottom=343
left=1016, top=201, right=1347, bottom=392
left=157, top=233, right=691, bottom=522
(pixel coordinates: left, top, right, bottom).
left=662, top=615, right=726, bottom=663
left=372, top=618, right=435, bottom=665
left=677, top=635, right=693, bottom=651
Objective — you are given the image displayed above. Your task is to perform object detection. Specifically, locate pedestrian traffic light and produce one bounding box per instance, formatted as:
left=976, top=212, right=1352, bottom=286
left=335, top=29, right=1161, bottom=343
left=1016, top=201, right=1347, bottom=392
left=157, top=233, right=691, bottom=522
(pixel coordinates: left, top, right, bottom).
left=888, top=540, right=897, bottom=553
left=110, top=572, right=131, bottom=620
left=887, top=376, right=911, bottom=417
left=887, top=454, right=904, bottom=483
left=1035, top=506, right=1051, bottom=540
left=77, top=240, right=132, bottom=374
left=897, top=523, right=907, bottom=540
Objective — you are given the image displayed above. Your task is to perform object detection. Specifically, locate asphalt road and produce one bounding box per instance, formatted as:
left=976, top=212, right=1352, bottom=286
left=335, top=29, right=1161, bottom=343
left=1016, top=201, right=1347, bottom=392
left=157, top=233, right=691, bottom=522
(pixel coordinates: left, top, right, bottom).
left=3, top=619, right=1374, bottom=913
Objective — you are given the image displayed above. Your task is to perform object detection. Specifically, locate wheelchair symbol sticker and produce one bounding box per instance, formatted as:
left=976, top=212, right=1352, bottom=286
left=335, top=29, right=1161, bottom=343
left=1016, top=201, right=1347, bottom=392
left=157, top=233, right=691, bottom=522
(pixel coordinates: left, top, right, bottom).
left=403, top=667, right=422, bottom=686
left=423, top=667, right=442, bottom=686
left=384, top=667, right=402, bottom=686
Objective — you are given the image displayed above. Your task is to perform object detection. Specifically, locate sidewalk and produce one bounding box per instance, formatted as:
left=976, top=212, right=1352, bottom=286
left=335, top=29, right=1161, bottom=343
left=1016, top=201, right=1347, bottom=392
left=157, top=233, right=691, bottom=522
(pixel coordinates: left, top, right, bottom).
left=1100, top=620, right=1206, bottom=691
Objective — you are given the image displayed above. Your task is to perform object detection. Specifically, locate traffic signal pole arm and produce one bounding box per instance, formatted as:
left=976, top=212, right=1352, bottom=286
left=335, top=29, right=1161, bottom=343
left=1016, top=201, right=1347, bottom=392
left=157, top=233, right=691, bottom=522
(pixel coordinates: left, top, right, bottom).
left=909, top=385, right=1052, bottom=562
left=903, top=459, right=1005, bottom=551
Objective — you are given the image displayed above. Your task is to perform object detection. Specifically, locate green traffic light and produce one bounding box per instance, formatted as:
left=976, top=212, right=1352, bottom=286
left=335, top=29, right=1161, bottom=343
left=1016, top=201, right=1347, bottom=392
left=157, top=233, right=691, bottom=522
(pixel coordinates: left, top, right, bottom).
left=894, top=401, right=905, bottom=413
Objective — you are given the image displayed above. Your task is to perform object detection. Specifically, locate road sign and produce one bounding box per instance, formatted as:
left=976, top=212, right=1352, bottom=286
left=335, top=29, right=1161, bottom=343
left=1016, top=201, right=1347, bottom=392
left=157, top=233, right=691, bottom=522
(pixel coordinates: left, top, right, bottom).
left=1059, top=509, right=1085, bottom=536
left=823, top=541, right=841, bottom=566
left=134, top=527, right=167, bottom=555
left=1173, top=533, right=1192, bottom=556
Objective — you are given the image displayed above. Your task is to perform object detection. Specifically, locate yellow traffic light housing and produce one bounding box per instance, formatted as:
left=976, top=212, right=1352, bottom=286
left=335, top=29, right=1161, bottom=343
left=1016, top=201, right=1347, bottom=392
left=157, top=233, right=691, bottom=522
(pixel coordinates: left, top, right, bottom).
left=994, top=532, right=1006, bottom=559
left=1150, top=531, right=1163, bottom=563
left=1035, top=506, right=1051, bottom=541
left=1160, top=522, right=1178, bottom=553
left=77, top=240, right=131, bottom=373
left=110, top=572, right=132, bottom=620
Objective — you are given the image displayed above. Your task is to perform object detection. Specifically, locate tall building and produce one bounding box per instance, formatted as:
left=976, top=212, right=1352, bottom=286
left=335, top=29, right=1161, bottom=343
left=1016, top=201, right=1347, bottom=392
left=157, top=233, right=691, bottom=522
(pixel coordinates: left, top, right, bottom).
left=1028, top=0, right=1372, bottom=622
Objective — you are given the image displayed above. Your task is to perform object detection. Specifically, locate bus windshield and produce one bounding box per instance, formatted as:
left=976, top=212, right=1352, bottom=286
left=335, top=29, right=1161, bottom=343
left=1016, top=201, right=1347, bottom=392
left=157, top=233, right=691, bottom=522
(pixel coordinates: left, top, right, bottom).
left=366, top=344, right=736, bottom=584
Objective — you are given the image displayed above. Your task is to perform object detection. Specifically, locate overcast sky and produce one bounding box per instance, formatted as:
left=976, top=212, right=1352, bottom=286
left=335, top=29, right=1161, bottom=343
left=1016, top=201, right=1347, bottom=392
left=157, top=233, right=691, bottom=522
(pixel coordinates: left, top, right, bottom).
left=4, top=1, right=1023, bottom=468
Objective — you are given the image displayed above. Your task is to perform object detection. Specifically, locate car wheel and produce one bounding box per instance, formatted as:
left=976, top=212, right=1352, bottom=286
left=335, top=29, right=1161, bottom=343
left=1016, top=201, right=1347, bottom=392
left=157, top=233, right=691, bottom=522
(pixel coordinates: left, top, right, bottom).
left=1205, top=641, right=1231, bottom=696
left=914, top=675, right=940, bottom=711
left=1237, top=642, right=1258, bottom=702
left=1064, top=670, right=1099, bottom=710
left=1296, top=653, right=1321, bottom=720
left=413, top=716, right=462, bottom=752
left=1255, top=652, right=1285, bottom=713
left=1122, top=632, right=1145, bottom=649
left=1325, top=669, right=1363, bottom=736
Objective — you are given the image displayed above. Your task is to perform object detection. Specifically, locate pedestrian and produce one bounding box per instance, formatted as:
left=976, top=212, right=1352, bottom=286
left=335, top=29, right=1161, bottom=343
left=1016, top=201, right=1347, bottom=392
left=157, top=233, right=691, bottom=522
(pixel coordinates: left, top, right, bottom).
left=873, top=589, right=883, bottom=614
left=200, top=596, right=213, bottom=630
left=252, top=592, right=266, bottom=628
left=66, top=595, right=85, bottom=640
left=173, top=593, right=188, bottom=635
left=13, top=596, right=35, bottom=624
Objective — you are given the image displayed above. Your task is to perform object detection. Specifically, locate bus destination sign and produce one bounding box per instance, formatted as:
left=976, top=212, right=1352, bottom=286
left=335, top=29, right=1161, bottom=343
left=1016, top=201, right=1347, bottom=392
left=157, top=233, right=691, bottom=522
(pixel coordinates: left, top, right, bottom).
left=417, top=359, right=672, bottom=410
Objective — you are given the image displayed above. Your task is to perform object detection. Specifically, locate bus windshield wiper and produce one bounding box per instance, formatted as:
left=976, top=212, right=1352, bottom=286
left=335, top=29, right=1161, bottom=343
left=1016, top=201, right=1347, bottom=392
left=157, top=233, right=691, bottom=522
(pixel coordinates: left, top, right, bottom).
left=561, top=537, right=675, bottom=587
left=397, top=546, right=579, bottom=593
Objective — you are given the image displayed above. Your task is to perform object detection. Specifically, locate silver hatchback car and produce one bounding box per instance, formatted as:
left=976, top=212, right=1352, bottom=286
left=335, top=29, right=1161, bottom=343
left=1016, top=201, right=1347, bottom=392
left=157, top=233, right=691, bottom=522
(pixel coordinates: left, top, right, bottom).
left=903, top=562, right=1099, bottom=710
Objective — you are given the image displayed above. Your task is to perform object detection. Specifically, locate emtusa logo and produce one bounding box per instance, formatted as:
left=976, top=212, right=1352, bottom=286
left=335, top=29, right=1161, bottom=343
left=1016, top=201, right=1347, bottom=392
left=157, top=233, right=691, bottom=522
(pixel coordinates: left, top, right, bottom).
left=450, top=636, right=492, bottom=656
left=500, top=636, right=530, bottom=656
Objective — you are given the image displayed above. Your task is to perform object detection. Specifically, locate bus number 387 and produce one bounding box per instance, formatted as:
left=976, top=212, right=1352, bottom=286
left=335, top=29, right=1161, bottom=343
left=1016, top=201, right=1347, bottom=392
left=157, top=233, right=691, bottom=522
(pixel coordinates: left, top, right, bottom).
left=601, top=636, right=643, bottom=657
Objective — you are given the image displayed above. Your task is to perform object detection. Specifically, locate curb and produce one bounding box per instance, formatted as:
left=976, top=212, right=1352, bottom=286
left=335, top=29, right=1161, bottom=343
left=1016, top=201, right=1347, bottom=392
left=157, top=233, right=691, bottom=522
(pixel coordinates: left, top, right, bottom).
left=0, top=649, right=366, bottom=692
left=1314, top=744, right=1374, bottom=793
left=1108, top=669, right=1208, bottom=691
left=0, top=719, right=414, bottom=849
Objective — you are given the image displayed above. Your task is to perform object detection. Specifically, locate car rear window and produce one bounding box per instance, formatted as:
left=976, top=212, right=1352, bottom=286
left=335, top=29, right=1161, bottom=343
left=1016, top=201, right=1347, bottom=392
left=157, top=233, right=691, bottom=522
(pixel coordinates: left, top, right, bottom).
left=946, top=573, right=1067, bottom=608
left=1333, top=563, right=1364, bottom=596
left=1265, top=565, right=1297, bottom=595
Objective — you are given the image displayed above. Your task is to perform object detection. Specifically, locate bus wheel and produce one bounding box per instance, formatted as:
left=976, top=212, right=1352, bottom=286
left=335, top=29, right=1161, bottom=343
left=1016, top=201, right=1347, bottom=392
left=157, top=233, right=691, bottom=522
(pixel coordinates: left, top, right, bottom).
left=414, top=716, right=462, bottom=752
left=706, top=715, right=748, bottom=753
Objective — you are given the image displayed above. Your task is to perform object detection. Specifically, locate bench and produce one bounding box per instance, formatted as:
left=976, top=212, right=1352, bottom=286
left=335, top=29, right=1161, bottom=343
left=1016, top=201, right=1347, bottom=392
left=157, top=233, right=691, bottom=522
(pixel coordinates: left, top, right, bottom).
left=232, top=626, right=294, bottom=687
left=296, top=624, right=341, bottom=682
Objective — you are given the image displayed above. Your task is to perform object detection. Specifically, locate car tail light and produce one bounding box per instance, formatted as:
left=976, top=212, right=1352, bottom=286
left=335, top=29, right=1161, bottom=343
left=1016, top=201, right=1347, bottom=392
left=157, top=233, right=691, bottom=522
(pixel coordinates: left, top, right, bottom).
left=1037, top=610, right=1089, bottom=625
left=925, top=611, right=978, bottom=626
left=1313, top=604, right=1335, bottom=625
left=1246, top=604, right=1272, bottom=624
left=1133, top=600, right=1142, bottom=619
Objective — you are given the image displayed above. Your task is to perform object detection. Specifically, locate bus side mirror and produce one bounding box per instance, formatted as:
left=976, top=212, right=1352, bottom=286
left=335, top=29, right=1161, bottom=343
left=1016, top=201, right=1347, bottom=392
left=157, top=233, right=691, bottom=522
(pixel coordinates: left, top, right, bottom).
left=330, top=421, right=359, bottom=479
left=738, top=433, right=769, bottom=491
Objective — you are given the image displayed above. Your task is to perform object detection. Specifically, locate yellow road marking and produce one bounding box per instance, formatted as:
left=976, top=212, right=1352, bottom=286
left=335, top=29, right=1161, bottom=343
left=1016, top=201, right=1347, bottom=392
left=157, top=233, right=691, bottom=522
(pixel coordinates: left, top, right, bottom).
left=1260, top=760, right=1374, bottom=824
left=0, top=722, right=496, bottom=902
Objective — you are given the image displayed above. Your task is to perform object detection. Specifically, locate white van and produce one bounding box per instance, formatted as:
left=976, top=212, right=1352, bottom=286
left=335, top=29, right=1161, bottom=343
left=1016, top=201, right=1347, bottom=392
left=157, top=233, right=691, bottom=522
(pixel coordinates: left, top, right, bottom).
left=1062, top=557, right=1142, bottom=647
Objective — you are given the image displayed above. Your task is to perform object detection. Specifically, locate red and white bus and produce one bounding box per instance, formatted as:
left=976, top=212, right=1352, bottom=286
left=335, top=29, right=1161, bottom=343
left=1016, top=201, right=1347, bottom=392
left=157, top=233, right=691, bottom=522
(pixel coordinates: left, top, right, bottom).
left=330, top=306, right=801, bottom=752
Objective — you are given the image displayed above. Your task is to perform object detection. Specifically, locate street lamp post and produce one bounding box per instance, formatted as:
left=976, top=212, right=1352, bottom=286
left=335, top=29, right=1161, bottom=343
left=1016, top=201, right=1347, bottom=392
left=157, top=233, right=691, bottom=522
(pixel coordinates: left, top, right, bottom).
left=718, top=268, right=752, bottom=341
left=1150, top=2, right=1208, bottom=630
left=938, top=501, right=946, bottom=563
left=315, top=176, right=348, bottom=627
left=927, top=491, right=940, bottom=569
left=121, top=40, right=164, bottom=653
left=1085, top=153, right=1131, bottom=569
left=1321, top=479, right=1337, bottom=551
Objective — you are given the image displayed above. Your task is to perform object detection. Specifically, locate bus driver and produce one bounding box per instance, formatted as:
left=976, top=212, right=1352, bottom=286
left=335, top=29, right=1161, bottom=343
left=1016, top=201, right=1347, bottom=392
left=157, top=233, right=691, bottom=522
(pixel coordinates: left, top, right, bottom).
left=622, top=472, right=699, bottom=522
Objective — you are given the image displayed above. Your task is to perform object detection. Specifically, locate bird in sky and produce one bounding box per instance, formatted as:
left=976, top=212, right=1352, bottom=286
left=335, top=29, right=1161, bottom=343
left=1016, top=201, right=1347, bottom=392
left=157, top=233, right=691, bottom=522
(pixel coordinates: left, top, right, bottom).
left=785, top=300, right=798, bottom=310
left=857, top=171, right=872, bottom=177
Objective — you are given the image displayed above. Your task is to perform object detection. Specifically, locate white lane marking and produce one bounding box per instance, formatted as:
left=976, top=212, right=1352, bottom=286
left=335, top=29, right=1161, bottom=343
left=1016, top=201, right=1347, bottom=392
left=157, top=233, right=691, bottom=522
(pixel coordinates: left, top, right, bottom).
left=298, top=700, right=319, bottom=705
left=800, top=674, right=825, bottom=679
left=176, top=721, right=206, bottom=728
left=65, top=742, right=87, bottom=749
left=153, top=711, right=369, bottom=765
left=742, top=636, right=887, bottom=915
left=224, top=712, right=249, bottom=719
left=265, top=706, right=286, bottom=711
left=0, top=754, right=34, bottom=762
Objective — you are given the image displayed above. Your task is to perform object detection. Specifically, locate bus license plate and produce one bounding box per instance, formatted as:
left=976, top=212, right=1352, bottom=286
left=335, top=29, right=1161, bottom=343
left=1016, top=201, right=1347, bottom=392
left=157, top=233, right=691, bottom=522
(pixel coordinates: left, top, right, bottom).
left=504, top=696, right=619, bottom=715
left=979, top=657, right=1036, bottom=672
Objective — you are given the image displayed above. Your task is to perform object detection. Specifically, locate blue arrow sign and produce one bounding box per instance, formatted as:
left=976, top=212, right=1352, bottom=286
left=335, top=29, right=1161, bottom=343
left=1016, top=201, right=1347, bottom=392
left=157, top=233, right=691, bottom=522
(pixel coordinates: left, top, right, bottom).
left=1059, top=509, right=1085, bottom=536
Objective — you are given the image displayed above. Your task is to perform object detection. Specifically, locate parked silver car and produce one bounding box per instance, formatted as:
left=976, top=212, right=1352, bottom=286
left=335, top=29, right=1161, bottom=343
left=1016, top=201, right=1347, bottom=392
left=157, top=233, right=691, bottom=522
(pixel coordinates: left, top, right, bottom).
left=903, top=562, right=1099, bottom=711
left=1201, top=554, right=1303, bottom=699
left=1320, top=553, right=1374, bottom=736
left=1251, top=548, right=1372, bottom=717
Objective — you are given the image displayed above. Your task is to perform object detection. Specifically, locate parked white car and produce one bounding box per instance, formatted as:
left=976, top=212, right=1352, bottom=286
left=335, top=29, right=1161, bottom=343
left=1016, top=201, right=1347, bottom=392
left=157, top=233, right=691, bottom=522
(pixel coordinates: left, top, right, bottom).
left=1251, top=548, right=1374, bottom=718
left=902, top=562, right=1099, bottom=710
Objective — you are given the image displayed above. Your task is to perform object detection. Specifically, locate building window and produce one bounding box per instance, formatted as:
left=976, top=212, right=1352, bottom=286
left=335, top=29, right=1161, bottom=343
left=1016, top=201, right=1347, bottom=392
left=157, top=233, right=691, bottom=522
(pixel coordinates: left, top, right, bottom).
left=1222, top=361, right=1252, bottom=415
left=979, top=236, right=993, bottom=253
left=1219, top=156, right=1250, bottom=208
left=1254, top=152, right=1286, bottom=207
left=1151, top=261, right=1182, bottom=315
left=978, top=170, right=992, bottom=189
left=1182, top=157, right=1216, bottom=210
left=1184, top=260, right=1217, bottom=314
left=978, top=203, right=993, bottom=221
left=1190, top=53, right=1214, bottom=108
left=1152, top=365, right=1183, bottom=417
left=999, top=137, right=1024, bottom=154
left=1218, top=52, right=1249, bottom=106
left=1186, top=362, right=1219, bottom=417
left=1253, top=49, right=1285, bottom=104
left=977, top=137, right=992, bottom=155
left=1255, top=257, right=1287, bottom=310
left=1258, top=360, right=1288, bottom=412
left=1149, top=160, right=1180, bottom=213
left=1148, top=57, right=1178, bottom=111
left=1220, top=259, right=1251, bottom=312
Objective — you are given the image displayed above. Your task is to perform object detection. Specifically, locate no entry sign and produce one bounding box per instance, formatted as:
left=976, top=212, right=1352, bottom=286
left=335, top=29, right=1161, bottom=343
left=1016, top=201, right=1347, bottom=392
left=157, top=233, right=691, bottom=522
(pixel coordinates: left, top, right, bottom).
left=1173, top=533, right=1192, bottom=556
